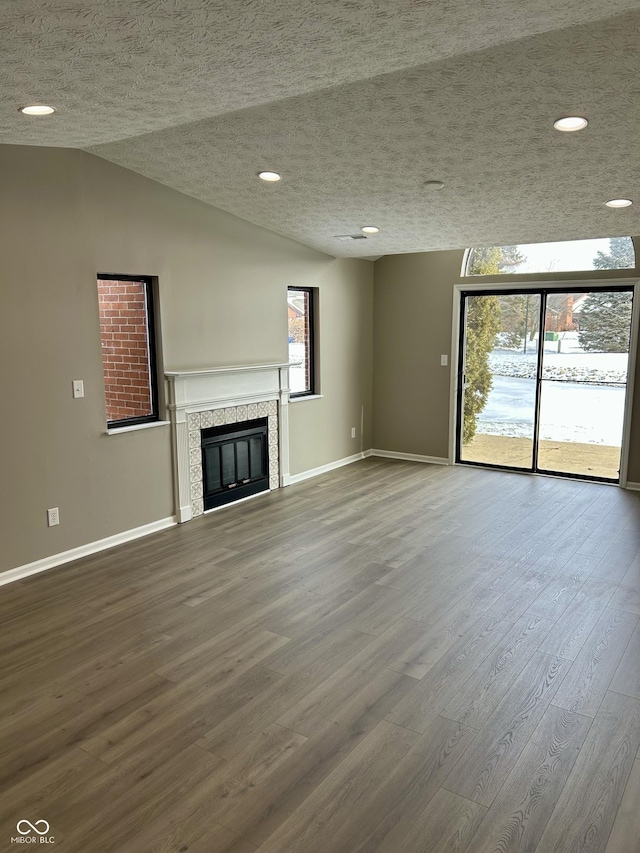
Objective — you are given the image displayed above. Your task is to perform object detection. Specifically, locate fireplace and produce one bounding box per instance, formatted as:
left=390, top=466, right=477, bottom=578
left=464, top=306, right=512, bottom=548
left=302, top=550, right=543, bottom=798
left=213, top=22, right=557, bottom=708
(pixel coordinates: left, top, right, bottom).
left=201, top=418, right=269, bottom=510
left=165, top=363, right=292, bottom=522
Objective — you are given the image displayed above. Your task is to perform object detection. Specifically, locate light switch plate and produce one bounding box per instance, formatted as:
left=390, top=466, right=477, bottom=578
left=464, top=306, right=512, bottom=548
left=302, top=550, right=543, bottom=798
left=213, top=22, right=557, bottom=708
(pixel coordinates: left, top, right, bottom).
left=72, top=380, right=84, bottom=398
left=441, top=354, right=448, bottom=366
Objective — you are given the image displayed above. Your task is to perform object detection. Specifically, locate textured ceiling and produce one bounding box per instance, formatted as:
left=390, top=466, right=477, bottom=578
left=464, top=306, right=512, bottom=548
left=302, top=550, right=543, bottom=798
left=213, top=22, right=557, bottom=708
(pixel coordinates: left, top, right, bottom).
left=2, top=1, right=640, bottom=257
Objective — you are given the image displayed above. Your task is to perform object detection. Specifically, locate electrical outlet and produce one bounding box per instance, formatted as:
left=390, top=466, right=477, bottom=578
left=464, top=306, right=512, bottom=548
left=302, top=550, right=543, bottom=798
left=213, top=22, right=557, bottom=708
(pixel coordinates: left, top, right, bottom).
left=72, top=380, right=84, bottom=398
left=47, top=507, right=60, bottom=527
left=351, top=427, right=356, bottom=439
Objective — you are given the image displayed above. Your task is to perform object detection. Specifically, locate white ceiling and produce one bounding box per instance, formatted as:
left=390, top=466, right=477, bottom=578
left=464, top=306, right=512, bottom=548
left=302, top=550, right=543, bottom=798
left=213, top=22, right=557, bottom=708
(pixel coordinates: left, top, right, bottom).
left=3, top=1, right=640, bottom=257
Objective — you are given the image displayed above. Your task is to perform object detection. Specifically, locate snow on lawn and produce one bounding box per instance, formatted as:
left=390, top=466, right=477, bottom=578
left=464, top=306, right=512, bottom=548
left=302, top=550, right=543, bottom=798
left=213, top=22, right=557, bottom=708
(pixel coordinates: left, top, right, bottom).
left=476, top=372, right=626, bottom=444
left=490, top=348, right=629, bottom=385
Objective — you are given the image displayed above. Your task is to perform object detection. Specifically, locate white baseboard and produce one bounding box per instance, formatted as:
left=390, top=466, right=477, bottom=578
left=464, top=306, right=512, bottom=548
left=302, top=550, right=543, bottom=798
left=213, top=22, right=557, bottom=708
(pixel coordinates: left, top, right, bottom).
left=370, top=449, right=450, bottom=465
left=626, top=482, right=640, bottom=491
left=0, top=516, right=177, bottom=588
left=289, top=451, right=369, bottom=484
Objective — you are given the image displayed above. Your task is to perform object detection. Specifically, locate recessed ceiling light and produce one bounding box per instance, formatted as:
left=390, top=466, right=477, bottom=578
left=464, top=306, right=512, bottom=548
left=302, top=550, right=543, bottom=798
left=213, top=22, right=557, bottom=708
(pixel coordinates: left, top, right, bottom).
left=553, top=116, right=588, bottom=132
left=424, top=180, right=445, bottom=190
left=605, top=198, right=633, bottom=208
left=20, top=104, right=55, bottom=116
left=258, top=171, right=281, bottom=182
left=361, top=226, right=379, bottom=234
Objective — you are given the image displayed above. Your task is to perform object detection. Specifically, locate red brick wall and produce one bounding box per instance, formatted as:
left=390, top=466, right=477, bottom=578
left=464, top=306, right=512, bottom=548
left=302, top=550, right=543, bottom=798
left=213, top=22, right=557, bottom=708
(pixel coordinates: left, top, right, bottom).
left=97, top=278, right=153, bottom=423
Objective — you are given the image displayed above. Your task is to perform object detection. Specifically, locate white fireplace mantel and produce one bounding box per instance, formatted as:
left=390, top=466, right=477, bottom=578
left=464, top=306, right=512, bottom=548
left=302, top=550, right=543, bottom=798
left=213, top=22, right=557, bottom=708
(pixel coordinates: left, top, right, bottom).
left=165, top=363, right=293, bottom=522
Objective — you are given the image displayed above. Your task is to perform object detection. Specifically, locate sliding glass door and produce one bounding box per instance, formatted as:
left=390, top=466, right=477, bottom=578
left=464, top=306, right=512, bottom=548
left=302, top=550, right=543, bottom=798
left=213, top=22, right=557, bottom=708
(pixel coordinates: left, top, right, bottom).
left=458, top=293, right=541, bottom=471
left=536, top=290, right=632, bottom=479
left=457, top=286, right=633, bottom=482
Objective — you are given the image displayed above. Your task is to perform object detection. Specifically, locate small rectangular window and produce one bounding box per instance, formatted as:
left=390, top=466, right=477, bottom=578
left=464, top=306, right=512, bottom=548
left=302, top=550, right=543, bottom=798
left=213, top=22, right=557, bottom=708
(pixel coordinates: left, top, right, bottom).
left=287, top=287, right=316, bottom=396
left=97, top=275, right=159, bottom=428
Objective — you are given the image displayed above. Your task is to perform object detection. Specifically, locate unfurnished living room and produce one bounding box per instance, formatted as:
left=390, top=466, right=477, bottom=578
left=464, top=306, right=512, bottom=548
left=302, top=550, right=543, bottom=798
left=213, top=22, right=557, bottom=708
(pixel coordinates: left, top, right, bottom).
left=2, top=2, right=640, bottom=852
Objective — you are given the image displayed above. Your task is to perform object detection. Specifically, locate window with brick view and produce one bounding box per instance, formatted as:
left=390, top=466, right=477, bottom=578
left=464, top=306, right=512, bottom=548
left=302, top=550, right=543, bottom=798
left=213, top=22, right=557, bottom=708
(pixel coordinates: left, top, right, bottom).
left=97, top=276, right=158, bottom=427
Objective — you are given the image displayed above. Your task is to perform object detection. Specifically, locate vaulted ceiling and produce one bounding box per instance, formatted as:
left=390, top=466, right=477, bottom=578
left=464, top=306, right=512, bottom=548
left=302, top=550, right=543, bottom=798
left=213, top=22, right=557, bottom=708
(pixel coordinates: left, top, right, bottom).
left=3, top=1, right=640, bottom=257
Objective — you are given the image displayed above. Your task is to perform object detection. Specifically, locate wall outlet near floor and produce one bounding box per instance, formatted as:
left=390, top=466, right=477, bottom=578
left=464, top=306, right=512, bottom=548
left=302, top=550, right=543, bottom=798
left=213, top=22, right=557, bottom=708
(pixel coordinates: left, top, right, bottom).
left=351, top=427, right=356, bottom=438
left=47, top=507, right=60, bottom=527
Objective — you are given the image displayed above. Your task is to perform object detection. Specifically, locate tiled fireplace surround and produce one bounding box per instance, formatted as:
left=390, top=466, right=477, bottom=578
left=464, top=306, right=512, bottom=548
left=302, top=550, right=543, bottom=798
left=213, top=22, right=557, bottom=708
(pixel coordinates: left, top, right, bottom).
left=165, top=363, right=291, bottom=522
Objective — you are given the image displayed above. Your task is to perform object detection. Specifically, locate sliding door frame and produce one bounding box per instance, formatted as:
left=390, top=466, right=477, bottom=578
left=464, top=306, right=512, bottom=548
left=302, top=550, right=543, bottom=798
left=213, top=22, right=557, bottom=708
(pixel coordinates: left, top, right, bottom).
left=449, top=278, right=640, bottom=487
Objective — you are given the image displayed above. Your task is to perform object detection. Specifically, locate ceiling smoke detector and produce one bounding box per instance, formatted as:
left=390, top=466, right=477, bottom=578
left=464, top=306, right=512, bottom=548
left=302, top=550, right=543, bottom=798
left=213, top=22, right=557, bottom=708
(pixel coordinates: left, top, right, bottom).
left=423, top=180, right=444, bottom=190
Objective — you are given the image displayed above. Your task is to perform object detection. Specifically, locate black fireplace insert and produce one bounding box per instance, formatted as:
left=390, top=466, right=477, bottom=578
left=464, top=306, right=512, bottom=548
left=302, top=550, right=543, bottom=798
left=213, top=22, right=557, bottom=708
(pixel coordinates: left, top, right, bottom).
left=201, top=418, right=269, bottom=511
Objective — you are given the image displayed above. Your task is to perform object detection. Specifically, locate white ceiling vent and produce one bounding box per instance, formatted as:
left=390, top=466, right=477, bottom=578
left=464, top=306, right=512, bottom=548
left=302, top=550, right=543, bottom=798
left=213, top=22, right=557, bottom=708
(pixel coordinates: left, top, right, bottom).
left=335, top=234, right=367, bottom=241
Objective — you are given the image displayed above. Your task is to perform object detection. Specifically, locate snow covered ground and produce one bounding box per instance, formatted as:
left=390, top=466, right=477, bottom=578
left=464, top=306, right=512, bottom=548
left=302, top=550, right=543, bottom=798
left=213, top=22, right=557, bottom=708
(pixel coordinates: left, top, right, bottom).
left=477, top=376, right=625, bottom=444
left=289, top=342, right=306, bottom=394
left=489, top=348, right=629, bottom=385
left=475, top=337, right=629, bottom=445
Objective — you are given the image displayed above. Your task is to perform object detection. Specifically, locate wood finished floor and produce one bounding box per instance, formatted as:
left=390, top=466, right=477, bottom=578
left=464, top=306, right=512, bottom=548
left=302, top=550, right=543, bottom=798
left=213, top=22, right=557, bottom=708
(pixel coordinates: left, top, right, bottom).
left=2, top=459, right=640, bottom=852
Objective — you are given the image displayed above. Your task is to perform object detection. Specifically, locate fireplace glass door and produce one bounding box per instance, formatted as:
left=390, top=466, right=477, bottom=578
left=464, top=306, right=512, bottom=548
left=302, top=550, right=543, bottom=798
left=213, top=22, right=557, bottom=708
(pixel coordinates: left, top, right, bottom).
left=201, top=418, right=269, bottom=510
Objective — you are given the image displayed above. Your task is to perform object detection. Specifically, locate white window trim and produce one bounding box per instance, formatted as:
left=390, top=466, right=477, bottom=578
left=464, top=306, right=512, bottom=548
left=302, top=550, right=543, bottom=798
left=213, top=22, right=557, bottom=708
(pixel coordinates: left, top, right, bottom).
left=106, top=420, right=170, bottom=435
left=289, top=394, right=324, bottom=403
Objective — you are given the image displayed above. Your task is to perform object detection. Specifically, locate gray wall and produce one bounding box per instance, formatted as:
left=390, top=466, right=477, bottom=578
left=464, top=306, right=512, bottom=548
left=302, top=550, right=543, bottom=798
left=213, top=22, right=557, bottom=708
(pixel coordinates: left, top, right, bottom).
left=0, top=145, right=373, bottom=573
left=373, top=244, right=640, bottom=478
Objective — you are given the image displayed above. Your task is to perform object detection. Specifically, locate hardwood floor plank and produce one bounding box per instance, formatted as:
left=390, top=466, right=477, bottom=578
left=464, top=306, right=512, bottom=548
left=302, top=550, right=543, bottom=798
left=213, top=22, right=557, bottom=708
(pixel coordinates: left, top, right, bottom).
left=609, top=620, right=640, bottom=700
left=385, top=615, right=512, bottom=733
left=535, top=690, right=640, bottom=853
left=442, top=614, right=554, bottom=729
left=443, top=652, right=570, bottom=806
left=536, top=577, right=618, bottom=660
left=80, top=665, right=281, bottom=771
left=0, top=674, right=173, bottom=791
left=59, top=744, right=226, bottom=852
left=392, top=787, right=486, bottom=853
left=526, top=554, right=600, bottom=621
left=604, top=758, right=640, bottom=853
left=340, top=715, right=477, bottom=853
left=117, top=725, right=307, bottom=853
left=386, top=585, right=503, bottom=680
left=0, top=748, right=107, bottom=841
left=552, top=608, right=638, bottom=717
left=197, top=629, right=378, bottom=760
left=211, top=720, right=371, bottom=845
left=252, top=720, right=419, bottom=853
left=591, top=533, right=640, bottom=584
left=609, top=585, right=640, bottom=616
left=619, top=553, right=640, bottom=593
left=277, top=618, right=428, bottom=736
left=154, top=628, right=291, bottom=684
left=464, top=705, right=591, bottom=853
left=256, top=624, right=373, bottom=678
left=487, top=571, right=555, bottom=623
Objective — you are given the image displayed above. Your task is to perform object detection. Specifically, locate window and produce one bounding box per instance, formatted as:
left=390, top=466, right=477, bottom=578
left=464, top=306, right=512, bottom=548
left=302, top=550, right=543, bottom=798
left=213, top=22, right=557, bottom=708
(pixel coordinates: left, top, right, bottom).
left=97, top=275, right=159, bottom=428
left=287, top=287, right=316, bottom=396
left=464, top=237, right=635, bottom=277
